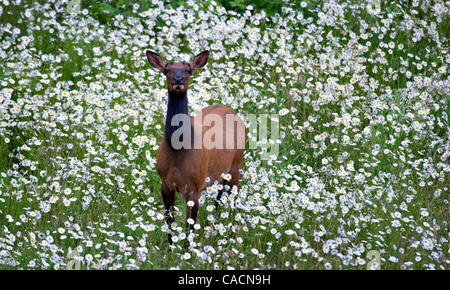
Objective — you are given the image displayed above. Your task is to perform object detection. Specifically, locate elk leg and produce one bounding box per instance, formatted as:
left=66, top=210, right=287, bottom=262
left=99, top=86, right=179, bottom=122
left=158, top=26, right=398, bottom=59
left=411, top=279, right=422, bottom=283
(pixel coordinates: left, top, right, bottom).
left=228, top=167, right=242, bottom=192
left=215, top=179, right=229, bottom=208
left=216, top=152, right=244, bottom=209
left=161, top=182, right=175, bottom=245
left=228, top=150, right=244, bottom=191
left=185, top=195, right=199, bottom=232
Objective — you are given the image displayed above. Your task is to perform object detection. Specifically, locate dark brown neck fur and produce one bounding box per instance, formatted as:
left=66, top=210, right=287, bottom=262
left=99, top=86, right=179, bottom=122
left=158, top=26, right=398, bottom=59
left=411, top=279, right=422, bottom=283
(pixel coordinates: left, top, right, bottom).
left=165, top=90, right=190, bottom=149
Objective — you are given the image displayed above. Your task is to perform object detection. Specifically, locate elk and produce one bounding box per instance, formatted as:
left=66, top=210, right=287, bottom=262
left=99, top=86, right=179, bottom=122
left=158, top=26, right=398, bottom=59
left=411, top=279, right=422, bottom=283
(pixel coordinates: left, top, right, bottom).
left=146, top=50, right=246, bottom=244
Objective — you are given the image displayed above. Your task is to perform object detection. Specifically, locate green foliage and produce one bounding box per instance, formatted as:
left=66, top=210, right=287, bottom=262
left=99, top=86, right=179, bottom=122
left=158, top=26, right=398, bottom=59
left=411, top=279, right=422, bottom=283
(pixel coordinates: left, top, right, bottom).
left=81, top=0, right=309, bottom=23
left=217, top=0, right=296, bottom=15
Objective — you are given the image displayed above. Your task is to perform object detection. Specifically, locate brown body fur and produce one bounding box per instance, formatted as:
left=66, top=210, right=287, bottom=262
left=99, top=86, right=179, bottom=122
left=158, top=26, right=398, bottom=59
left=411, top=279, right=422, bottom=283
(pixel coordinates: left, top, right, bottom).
left=157, top=105, right=245, bottom=195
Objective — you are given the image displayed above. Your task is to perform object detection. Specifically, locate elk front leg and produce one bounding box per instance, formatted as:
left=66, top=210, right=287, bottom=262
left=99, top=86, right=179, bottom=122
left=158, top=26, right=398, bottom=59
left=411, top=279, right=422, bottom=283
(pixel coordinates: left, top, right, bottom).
left=185, top=195, right=199, bottom=232
left=161, top=182, right=175, bottom=245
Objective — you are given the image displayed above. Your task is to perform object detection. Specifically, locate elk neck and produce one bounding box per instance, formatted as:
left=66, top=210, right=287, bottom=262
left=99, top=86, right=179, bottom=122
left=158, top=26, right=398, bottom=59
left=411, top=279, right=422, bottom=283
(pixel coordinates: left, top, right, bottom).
left=165, top=90, right=191, bottom=149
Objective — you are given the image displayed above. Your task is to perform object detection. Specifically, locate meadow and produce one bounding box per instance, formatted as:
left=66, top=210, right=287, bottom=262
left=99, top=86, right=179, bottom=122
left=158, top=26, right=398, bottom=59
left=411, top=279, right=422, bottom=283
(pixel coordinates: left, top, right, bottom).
left=0, top=0, right=448, bottom=270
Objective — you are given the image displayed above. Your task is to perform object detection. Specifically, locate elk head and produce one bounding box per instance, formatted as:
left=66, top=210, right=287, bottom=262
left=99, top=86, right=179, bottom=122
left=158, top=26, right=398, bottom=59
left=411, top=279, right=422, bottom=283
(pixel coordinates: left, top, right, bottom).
left=146, top=50, right=210, bottom=94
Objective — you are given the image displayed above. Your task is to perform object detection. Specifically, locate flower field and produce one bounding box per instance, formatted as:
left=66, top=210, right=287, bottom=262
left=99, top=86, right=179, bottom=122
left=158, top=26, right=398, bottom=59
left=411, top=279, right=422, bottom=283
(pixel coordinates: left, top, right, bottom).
left=0, top=0, right=448, bottom=269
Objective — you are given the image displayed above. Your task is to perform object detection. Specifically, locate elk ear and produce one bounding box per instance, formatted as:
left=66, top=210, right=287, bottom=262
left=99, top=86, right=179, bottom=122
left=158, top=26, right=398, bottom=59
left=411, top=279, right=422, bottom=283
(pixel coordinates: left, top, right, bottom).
left=146, top=50, right=166, bottom=71
left=190, top=50, right=209, bottom=71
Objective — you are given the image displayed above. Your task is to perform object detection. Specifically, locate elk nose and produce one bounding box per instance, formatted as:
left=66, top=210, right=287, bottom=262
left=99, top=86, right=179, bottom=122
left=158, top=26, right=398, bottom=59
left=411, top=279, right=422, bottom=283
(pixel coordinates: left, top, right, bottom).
left=173, top=76, right=183, bottom=84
